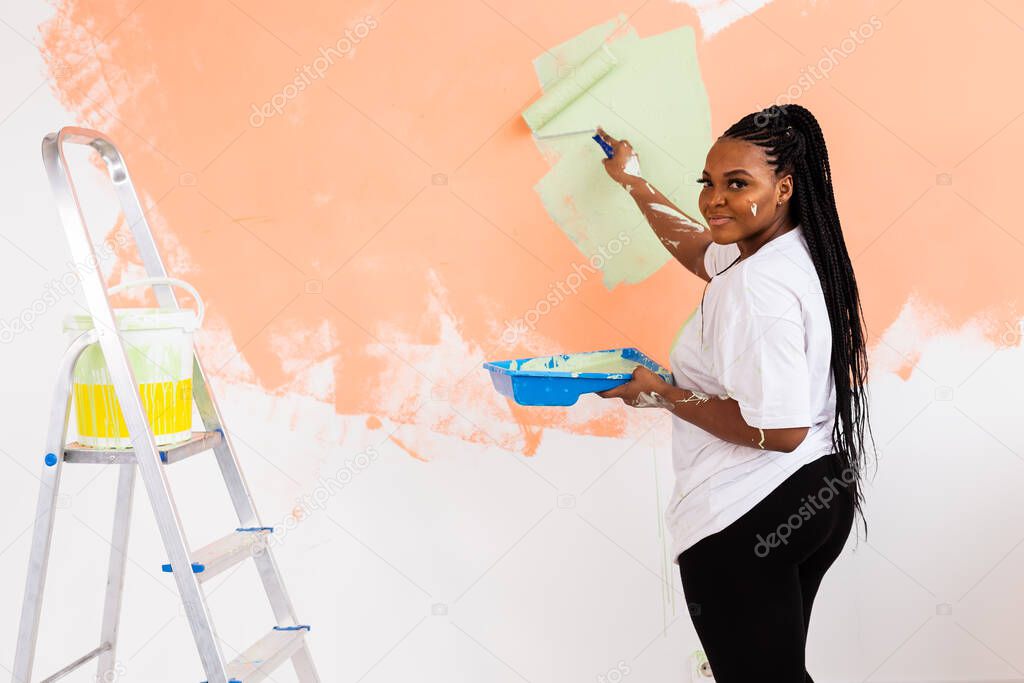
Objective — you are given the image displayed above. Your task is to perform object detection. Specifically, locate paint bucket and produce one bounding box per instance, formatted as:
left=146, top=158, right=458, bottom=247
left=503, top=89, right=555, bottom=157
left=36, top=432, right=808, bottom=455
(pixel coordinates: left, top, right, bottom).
left=63, top=277, right=205, bottom=449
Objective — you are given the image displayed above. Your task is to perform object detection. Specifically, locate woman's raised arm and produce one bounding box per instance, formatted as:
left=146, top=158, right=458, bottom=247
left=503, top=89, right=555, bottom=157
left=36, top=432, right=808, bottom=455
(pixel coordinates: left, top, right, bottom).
left=597, top=127, right=714, bottom=282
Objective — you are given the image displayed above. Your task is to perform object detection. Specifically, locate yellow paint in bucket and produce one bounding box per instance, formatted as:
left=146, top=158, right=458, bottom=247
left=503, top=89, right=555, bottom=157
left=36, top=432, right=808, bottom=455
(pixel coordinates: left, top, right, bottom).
left=63, top=278, right=204, bottom=449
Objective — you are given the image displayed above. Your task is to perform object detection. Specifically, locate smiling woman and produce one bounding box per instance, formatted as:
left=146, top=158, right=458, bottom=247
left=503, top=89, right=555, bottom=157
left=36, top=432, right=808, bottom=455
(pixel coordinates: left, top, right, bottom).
left=595, top=103, right=874, bottom=683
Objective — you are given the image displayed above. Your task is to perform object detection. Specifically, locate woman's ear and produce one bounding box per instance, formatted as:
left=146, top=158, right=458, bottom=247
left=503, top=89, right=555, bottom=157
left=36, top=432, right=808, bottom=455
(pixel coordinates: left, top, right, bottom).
left=776, top=174, right=794, bottom=206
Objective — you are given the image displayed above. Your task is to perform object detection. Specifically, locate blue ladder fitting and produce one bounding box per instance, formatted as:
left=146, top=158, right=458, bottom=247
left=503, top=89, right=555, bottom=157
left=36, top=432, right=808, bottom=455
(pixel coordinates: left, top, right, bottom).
left=44, top=453, right=58, bottom=467
left=161, top=562, right=206, bottom=574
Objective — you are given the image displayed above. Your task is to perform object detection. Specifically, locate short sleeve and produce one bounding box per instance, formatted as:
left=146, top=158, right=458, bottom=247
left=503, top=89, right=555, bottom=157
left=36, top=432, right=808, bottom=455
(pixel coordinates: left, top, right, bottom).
left=714, top=286, right=812, bottom=429
left=704, top=240, right=741, bottom=277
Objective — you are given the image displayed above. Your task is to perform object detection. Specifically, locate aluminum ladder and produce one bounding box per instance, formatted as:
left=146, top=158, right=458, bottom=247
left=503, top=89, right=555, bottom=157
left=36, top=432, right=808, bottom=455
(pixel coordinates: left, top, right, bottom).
left=11, top=127, right=320, bottom=683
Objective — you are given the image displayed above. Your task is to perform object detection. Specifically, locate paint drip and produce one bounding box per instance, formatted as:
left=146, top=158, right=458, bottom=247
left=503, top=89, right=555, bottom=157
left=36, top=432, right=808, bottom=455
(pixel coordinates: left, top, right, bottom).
left=675, top=390, right=711, bottom=406
left=649, top=203, right=705, bottom=232
left=750, top=201, right=758, bottom=216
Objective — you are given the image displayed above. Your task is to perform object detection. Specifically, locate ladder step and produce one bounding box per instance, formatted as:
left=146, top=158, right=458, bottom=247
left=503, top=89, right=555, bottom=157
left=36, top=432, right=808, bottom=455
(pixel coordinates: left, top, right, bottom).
left=63, top=429, right=223, bottom=464
left=204, top=626, right=310, bottom=683
left=162, top=528, right=272, bottom=581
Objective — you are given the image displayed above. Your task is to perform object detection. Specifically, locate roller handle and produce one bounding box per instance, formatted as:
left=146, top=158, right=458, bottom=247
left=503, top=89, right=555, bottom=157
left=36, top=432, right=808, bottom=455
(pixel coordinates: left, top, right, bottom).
left=592, top=134, right=615, bottom=159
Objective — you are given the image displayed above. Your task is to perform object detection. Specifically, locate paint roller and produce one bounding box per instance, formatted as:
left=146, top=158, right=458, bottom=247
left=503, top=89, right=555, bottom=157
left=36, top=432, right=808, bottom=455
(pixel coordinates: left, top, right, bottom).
left=523, top=44, right=618, bottom=158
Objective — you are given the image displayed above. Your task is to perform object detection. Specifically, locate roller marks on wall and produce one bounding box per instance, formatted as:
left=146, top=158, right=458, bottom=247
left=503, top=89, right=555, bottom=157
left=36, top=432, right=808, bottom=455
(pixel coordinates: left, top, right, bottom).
left=529, top=15, right=713, bottom=289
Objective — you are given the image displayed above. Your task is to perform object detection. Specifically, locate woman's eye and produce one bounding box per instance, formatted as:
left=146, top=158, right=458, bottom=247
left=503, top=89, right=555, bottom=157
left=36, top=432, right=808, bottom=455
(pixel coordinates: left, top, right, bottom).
left=697, top=178, right=745, bottom=188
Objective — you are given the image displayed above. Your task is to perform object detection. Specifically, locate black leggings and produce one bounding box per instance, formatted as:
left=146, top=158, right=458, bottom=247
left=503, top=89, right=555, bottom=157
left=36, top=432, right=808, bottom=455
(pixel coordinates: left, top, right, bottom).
left=678, top=452, right=855, bottom=683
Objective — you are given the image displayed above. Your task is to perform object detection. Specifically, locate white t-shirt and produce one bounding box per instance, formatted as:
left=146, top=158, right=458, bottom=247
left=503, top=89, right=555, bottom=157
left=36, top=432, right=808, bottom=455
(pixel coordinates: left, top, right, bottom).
left=666, top=224, right=837, bottom=565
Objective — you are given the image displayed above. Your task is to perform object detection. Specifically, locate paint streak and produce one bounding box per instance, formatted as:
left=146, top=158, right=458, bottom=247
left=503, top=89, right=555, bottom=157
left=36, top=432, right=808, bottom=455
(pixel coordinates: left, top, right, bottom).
left=388, top=432, right=429, bottom=462
left=37, top=0, right=1024, bottom=459
left=623, top=153, right=642, bottom=178
left=650, top=203, right=706, bottom=231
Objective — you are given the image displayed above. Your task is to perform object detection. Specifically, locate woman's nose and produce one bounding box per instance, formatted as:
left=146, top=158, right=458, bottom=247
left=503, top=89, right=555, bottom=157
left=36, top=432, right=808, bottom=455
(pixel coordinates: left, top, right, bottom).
left=706, top=189, right=726, bottom=208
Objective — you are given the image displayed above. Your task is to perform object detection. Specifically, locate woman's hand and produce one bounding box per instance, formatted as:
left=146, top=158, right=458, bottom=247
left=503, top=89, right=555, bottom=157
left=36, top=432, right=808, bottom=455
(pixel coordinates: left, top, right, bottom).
left=596, top=126, right=643, bottom=187
left=597, top=366, right=673, bottom=408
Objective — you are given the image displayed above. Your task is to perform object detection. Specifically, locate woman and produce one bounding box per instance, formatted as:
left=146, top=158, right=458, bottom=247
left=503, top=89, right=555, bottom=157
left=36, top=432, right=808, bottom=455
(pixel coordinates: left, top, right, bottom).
left=595, top=104, right=874, bottom=682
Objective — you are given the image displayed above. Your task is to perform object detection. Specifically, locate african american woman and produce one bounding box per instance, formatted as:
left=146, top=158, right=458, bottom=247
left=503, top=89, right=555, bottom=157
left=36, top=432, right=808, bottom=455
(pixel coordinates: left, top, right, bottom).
left=595, top=104, right=874, bottom=683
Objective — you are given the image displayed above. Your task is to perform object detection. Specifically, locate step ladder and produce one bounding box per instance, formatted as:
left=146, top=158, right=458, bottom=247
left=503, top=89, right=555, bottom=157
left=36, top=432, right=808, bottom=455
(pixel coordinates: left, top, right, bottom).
left=11, top=127, right=320, bottom=683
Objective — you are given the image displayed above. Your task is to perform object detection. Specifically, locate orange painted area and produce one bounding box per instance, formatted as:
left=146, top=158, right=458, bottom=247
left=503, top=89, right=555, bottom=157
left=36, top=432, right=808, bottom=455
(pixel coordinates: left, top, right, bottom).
left=39, top=1, right=1024, bottom=456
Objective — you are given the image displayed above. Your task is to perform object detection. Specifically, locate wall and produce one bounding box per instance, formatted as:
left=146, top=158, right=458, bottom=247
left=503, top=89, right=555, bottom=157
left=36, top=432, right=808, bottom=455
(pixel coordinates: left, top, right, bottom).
left=1, top=0, right=1022, bottom=681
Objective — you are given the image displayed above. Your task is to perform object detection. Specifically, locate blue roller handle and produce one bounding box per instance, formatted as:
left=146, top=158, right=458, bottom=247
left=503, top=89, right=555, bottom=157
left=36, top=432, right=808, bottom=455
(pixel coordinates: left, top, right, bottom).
left=592, top=134, right=615, bottom=159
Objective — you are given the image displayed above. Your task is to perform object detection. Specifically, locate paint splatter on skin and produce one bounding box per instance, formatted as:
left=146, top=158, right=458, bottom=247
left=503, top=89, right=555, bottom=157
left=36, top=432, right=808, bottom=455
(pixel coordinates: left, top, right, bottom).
left=757, top=427, right=766, bottom=449
left=633, top=391, right=667, bottom=409
left=623, top=153, right=642, bottom=177
left=632, top=389, right=711, bottom=409
left=750, top=201, right=758, bottom=216
left=649, top=203, right=706, bottom=232
left=675, top=389, right=711, bottom=406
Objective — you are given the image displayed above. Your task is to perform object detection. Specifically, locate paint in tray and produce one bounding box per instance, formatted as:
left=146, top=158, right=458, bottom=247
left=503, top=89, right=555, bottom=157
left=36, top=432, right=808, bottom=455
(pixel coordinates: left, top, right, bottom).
left=482, top=347, right=674, bottom=406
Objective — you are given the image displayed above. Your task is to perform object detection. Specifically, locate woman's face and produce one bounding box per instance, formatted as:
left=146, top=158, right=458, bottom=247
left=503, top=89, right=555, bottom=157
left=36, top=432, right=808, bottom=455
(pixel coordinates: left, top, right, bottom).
left=698, top=137, right=793, bottom=242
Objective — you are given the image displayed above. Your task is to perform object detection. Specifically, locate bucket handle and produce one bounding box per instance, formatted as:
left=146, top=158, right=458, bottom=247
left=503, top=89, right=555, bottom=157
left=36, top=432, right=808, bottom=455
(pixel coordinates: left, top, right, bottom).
left=108, top=277, right=205, bottom=328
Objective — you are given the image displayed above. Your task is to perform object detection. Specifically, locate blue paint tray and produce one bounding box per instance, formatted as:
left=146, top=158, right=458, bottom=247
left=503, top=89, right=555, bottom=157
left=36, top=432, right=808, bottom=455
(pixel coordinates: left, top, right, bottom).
left=482, top=347, right=674, bottom=407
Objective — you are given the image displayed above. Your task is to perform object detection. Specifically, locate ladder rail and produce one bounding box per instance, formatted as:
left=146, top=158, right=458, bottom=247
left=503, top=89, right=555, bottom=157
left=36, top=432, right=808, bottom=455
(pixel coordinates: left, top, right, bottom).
left=194, top=361, right=301, bottom=620
left=12, top=330, right=96, bottom=683
left=97, top=462, right=135, bottom=680
left=38, top=129, right=231, bottom=682
left=196, top=346, right=322, bottom=681
left=70, top=122, right=310, bottom=634
left=105, top=111, right=317, bottom=673
left=16, top=126, right=319, bottom=683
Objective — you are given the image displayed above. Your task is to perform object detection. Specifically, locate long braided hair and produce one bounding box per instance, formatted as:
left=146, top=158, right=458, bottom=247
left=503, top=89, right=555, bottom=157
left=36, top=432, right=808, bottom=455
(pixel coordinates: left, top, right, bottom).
left=722, top=103, right=875, bottom=541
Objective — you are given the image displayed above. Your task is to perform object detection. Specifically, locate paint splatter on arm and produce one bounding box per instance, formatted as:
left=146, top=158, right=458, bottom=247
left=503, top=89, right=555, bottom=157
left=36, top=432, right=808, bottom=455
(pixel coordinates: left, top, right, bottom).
left=653, top=385, right=804, bottom=453
left=596, top=127, right=710, bottom=277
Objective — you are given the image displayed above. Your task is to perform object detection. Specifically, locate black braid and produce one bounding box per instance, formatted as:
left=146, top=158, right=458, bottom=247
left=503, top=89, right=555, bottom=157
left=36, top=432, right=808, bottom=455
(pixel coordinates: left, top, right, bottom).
left=722, top=103, right=876, bottom=544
